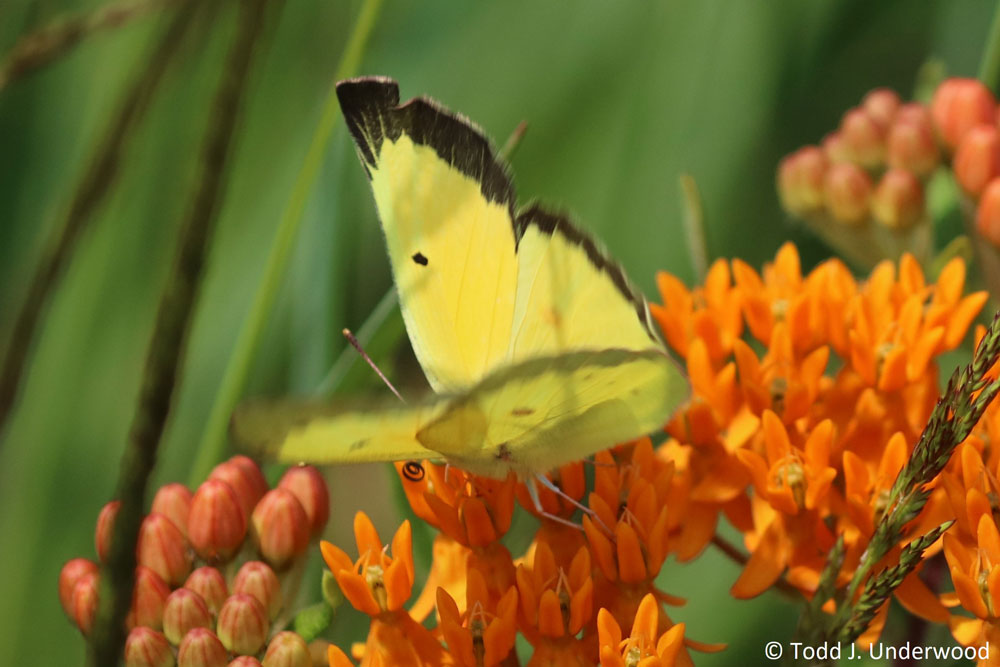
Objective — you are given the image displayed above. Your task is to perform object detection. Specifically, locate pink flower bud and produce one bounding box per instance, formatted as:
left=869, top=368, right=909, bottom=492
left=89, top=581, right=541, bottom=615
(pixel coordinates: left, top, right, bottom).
left=955, top=124, right=1000, bottom=197
left=824, top=162, right=872, bottom=226
left=59, top=558, right=98, bottom=618
left=96, top=500, right=120, bottom=563
left=152, top=483, right=193, bottom=538
left=138, top=513, right=192, bottom=587
left=278, top=465, right=330, bottom=537
left=71, top=570, right=99, bottom=635
left=233, top=561, right=282, bottom=620
left=124, top=627, right=174, bottom=667
left=177, top=628, right=228, bottom=667
left=251, top=489, right=310, bottom=571
left=777, top=146, right=827, bottom=216
left=896, top=102, right=932, bottom=127
left=308, top=640, right=331, bottom=666
left=164, top=588, right=213, bottom=646
left=861, top=87, right=900, bottom=129
left=977, top=178, right=1000, bottom=248
left=217, top=593, right=269, bottom=656
left=887, top=108, right=940, bottom=177
left=872, top=169, right=924, bottom=230
left=184, top=566, right=228, bottom=616
left=262, top=631, right=311, bottom=667
left=228, top=658, right=262, bottom=667
left=822, top=131, right=851, bottom=163
left=840, top=107, right=886, bottom=167
left=189, top=479, right=247, bottom=563
left=932, top=77, right=996, bottom=150
left=210, top=456, right=268, bottom=518
left=129, top=566, right=171, bottom=631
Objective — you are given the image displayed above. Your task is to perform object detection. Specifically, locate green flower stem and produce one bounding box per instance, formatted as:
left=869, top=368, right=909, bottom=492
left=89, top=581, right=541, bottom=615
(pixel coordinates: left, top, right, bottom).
left=189, top=0, right=384, bottom=484
left=679, top=173, right=709, bottom=283
left=979, top=0, right=1000, bottom=93
left=0, top=2, right=195, bottom=440
left=87, top=0, right=269, bottom=662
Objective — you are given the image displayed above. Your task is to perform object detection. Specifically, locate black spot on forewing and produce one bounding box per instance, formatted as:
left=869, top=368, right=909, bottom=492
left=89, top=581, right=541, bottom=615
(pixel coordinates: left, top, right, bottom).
left=510, top=407, right=534, bottom=416
left=349, top=440, right=368, bottom=452
left=412, top=252, right=428, bottom=266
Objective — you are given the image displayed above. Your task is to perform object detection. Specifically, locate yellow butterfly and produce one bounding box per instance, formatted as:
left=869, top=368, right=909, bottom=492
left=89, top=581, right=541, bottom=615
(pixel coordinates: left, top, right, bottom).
left=232, top=77, right=688, bottom=481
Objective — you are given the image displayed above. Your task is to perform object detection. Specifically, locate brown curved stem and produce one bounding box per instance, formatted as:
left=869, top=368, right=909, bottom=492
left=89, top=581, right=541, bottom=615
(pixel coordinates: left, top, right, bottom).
left=711, top=534, right=803, bottom=602
left=86, top=0, right=271, bottom=662
left=0, top=1, right=194, bottom=439
left=0, top=0, right=187, bottom=93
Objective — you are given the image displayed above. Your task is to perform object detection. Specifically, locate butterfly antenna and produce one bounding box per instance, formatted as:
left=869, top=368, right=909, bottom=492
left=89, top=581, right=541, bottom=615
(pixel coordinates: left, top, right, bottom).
left=342, top=328, right=405, bottom=403
left=343, top=330, right=426, bottom=482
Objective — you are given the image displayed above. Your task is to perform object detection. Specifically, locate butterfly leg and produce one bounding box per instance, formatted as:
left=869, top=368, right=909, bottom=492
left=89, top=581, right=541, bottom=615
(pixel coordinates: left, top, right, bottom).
left=528, top=474, right=612, bottom=534
left=533, top=473, right=591, bottom=516
left=526, top=478, right=583, bottom=531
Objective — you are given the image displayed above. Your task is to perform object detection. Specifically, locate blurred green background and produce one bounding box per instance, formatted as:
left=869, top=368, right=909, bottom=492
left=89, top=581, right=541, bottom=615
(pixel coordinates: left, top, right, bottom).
left=0, top=0, right=994, bottom=663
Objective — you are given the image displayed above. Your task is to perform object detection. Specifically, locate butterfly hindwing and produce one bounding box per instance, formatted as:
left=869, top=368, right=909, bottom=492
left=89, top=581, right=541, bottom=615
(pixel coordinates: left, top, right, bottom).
left=231, top=397, right=440, bottom=464
left=417, top=348, right=683, bottom=478
left=233, top=349, right=682, bottom=479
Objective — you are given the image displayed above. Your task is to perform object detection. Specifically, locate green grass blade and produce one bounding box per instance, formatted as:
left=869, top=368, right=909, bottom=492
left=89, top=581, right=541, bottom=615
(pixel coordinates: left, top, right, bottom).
left=190, top=0, right=383, bottom=483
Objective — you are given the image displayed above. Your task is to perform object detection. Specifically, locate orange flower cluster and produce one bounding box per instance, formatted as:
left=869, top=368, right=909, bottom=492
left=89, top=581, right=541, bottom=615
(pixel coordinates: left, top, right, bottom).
left=654, top=243, right=985, bottom=644
left=319, top=243, right=988, bottom=665
left=323, top=452, right=714, bottom=667
left=940, top=350, right=1000, bottom=655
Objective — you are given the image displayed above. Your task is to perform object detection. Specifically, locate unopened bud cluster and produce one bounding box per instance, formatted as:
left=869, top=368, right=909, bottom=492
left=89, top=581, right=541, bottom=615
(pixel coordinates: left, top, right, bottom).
left=60, top=457, right=330, bottom=666
left=779, top=86, right=936, bottom=231
left=779, top=77, right=1000, bottom=248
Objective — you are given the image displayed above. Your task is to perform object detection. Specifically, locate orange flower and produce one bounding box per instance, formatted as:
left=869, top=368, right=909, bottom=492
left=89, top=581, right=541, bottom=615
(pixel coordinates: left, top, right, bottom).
left=732, top=324, right=829, bottom=423
left=663, top=338, right=754, bottom=562
left=732, top=243, right=824, bottom=353
left=945, top=514, right=1000, bottom=655
left=516, top=461, right=589, bottom=569
left=596, top=593, right=691, bottom=667
left=846, top=255, right=985, bottom=392
left=396, top=462, right=516, bottom=547
left=396, top=461, right=517, bottom=614
left=438, top=570, right=518, bottom=667
left=409, top=534, right=471, bottom=624
left=585, top=442, right=673, bottom=587
left=320, top=513, right=447, bottom=666
left=582, top=440, right=689, bottom=640
left=842, top=432, right=950, bottom=625
left=516, top=542, right=594, bottom=663
left=651, top=258, right=742, bottom=364
left=732, top=413, right=837, bottom=597
left=738, top=412, right=837, bottom=517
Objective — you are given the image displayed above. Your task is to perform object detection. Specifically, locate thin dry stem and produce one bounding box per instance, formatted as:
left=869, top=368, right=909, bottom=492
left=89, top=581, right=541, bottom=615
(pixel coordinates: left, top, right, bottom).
left=86, top=0, right=271, bottom=662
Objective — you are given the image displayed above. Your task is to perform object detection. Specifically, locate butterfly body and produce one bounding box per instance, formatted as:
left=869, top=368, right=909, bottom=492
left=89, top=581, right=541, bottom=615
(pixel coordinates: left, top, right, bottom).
left=232, top=77, right=688, bottom=479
